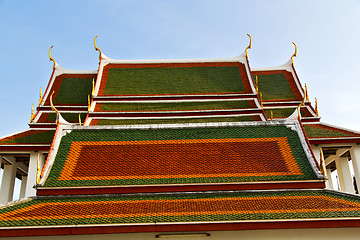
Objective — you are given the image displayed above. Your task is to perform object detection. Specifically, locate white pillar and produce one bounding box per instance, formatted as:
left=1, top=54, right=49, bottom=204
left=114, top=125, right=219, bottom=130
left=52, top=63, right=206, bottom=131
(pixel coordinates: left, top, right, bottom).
left=19, top=175, right=27, bottom=199
left=25, top=152, right=38, bottom=197
left=350, top=145, right=360, bottom=193
left=335, top=156, right=354, bottom=193
left=0, top=159, right=18, bottom=205
left=326, top=168, right=334, bottom=189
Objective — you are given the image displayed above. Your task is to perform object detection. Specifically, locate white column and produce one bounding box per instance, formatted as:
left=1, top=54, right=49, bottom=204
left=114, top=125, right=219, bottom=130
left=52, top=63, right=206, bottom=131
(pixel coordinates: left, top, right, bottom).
left=25, top=152, right=38, bottom=197
left=350, top=145, right=360, bottom=192
left=312, top=146, right=321, bottom=165
left=326, top=168, right=334, bottom=189
left=19, top=175, right=27, bottom=199
left=335, top=156, right=354, bottom=193
left=0, top=158, right=18, bottom=205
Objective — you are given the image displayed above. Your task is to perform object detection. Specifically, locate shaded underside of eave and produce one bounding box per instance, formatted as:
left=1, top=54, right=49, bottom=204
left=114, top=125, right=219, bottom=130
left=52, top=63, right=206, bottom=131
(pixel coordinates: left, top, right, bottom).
left=1, top=190, right=360, bottom=230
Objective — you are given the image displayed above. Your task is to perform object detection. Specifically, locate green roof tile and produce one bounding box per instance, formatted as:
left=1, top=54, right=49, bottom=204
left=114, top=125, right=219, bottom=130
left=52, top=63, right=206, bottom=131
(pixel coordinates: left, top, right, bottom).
left=54, top=77, right=92, bottom=105
left=254, top=74, right=296, bottom=101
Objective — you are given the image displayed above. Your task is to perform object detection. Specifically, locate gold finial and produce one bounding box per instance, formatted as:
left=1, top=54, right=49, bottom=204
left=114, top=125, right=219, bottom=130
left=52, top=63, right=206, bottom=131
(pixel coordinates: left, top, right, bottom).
left=49, top=46, right=56, bottom=69
left=259, top=92, right=263, bottom=109
left=38, top=87, right=43, bottom=106
left=79, top=113, right=82, bottom=126
left=36, top=152, right=41, bottom=184
left=315, top=98, right=319, bottom=116
left=305, top=84, right=309, bottom=101
left=245, top=34, right=252, bottom=58
left=94, top=35, right=102, bottom=60
left=30, top=104, right=35, bottom=122
left=291, top=42, right=297, bottom=65
left=88, top=95, right=91, bottom=111
left=254, top=75, right=259, bottom=93
left=92, top=78, right=95, bottom=96
left=270, top=110, right=273, bottom=121
left=50, top=91, right=60, bottom=124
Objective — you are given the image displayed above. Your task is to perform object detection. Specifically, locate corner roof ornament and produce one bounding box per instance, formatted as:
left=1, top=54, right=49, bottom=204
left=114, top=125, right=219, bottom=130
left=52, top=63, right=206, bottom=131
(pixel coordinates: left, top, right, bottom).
left=50, top=91, right=70, bottom=125
left=49, top=46, right=56, bottom=70
left=245, top=34, right=252, bottom=58
left=291, top=42, right=297, bottom=65
left=94, top=35, right=102, bottom=60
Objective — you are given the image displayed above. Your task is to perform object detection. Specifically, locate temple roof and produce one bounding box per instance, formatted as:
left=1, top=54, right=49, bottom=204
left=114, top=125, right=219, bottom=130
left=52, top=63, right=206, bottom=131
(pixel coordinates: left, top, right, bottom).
left=1, top=189, right=360, bottom=236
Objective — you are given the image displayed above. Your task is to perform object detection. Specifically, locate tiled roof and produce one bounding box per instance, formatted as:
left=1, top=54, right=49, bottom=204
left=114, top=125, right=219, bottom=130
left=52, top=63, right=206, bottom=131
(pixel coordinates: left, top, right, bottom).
left=42, top=124, right=319, bottom=187
left=98, top=62, right=252, bottom=96
left=43, top=74, right=96, bottom=106
left=1, top=190, right=360, bottom=227
left=264, top=107, right=312, bottom=119
left=0, top=130, right=55, bottom=145
left=95, top=100, right=253, bottom=112
left=251, top=70, right=303, bottom=101
left=303, top=124, right=360, bottom=139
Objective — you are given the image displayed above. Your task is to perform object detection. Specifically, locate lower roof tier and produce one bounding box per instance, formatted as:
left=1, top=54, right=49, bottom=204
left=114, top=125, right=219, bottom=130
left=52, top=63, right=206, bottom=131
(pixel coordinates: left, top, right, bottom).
left=41, top=121, right=321, bottom=188
left=1, top=189, right=360, bottom=234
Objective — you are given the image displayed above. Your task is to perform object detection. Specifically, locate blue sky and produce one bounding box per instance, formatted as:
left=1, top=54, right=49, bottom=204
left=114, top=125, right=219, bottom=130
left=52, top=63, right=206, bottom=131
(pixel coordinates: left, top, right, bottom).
left=1, top=0, right=360, bottom=138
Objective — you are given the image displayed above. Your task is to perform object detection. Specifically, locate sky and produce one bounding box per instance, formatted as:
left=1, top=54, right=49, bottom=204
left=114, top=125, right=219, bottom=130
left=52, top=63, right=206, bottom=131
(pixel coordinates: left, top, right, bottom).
left=0, top=0, right=360, bottom=137
left=0, top=0, right=360, bottom=200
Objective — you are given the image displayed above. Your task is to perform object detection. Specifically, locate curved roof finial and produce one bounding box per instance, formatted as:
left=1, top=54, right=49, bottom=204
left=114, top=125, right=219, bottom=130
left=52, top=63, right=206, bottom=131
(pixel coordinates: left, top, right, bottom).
left=50, top=91, right=60, bottom=123
left=94, top=35, right=102, bottom=60
left=49, top=46, right=56, bottom=70
left=30, top=104, right=35, bottom=123
left=245, top=34, right=252, bottom=58
left=291, top=42, right=297, bottom=65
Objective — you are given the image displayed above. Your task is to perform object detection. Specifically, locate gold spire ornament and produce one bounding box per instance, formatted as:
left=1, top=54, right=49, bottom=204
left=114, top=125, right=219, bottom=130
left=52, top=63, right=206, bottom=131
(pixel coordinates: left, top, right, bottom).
left=94, top=35, right=102, bottom=60
left=315, top=98, right=319, bottom=116
left=49, top=46, right=56, bottom=70
left=259, top=92, right=263, bottom=109
left=270, top=110, right=273, bottom=121
left=36, top=152, right=41, bottom=184
left=291, top=42, right=297, bottom=65
left=39, top=87, right=43, bottom=106
left=88, top=95, right=91, bottom=111
left=30, top=104, right=35, bottom=122
left=245, top=34, right=252, bottom=58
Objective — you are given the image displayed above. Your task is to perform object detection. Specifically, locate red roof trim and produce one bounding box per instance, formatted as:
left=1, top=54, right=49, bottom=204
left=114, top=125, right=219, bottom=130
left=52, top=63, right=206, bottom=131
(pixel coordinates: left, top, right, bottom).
left=37, top=181, right=325, bottom=196
left=1, top=218, right=360, bottom=237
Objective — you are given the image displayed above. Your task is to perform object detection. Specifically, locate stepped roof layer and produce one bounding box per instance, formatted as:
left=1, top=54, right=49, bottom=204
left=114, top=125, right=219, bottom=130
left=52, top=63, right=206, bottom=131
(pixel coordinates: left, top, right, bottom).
left=39, top=121, right=321, bottom=190
left=1, top=189, right=360, bottom=236
left=0, top=129, right=55, bottom=151
left=303, top=123, right=360, bottom=144
left=96, top=62, right=253, bottom=96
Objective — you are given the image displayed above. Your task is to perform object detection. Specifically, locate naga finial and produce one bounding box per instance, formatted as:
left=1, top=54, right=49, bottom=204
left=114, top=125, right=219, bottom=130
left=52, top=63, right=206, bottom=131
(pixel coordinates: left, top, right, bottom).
left=92, top=78, right=95, bottom=96
left=305, top=84, right=309, bottom=101
left=50, top=91, right=60, bottom=124
left=79, top=113, right=82, bottom=126
left=254, top=75, right=259, bottom=93
left=88, top=95, right=91, bottom=112
left=245, top=34, right=252, bottom=58
left=94, top=35, right=102, bottom=60
left=291, top=42, right=297, bottom=65
left=315, top=98, right=319, bottom=116
left=36, top=152, right=41, bottom=184
left=259, top=92, right=263, bottom=109
left=270, top=110, right=273, bottom=121
left=30, top=104, right=35, bottom=122
left=39, top=88, right=43, bottom=106
left=49, top=46, right=56, bottom=69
